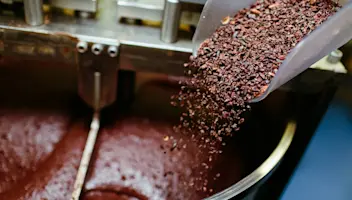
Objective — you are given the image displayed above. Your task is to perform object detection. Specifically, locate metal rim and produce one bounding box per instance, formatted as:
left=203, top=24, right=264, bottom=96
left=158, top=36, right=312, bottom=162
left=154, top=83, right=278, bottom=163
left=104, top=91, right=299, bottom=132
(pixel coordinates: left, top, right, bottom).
left=205, top=121, right=296, bottom=200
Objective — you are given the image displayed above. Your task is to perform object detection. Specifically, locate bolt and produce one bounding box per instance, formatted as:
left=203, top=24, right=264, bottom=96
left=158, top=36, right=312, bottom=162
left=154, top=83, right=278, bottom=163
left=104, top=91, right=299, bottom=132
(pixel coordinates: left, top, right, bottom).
left=327, top=49, right=343, bottom=64
left=76, top=41, right=88, bottom=53
left=107, top=46, right=118, bottom=57
left=91, top=43, right=104, bottom=55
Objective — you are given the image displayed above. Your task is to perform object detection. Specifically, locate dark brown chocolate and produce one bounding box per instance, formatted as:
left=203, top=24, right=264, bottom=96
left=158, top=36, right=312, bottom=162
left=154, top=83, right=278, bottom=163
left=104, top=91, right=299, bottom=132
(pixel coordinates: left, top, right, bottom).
left=0, top=114, right=87, bottom=200
left=0, top=109, right=72, bottom=194
left=82, top=117, right=214, bottom=200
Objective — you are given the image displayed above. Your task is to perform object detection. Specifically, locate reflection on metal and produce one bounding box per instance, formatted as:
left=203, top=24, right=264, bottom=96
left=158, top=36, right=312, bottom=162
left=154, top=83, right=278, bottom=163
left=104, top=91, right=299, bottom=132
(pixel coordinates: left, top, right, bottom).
left=14, top=44, right=36, bottom=55
left=117, top=0, right=164, bottom=22
left=37, top=45, right=56, bottom=56
left=1, top=29, right=77, bottom=64
left=71, top=112, right=100, bottom=200
left=50, top=0, right=98, bottom=12
left=117, top=0, right=204, bottom=24
left=205, top=121, right=296, bottom=200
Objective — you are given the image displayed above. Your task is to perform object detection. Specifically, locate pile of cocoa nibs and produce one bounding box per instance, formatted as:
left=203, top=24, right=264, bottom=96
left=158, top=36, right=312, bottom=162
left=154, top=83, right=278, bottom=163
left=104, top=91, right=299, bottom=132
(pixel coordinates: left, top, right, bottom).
left=171, top=0, right=340, bottom=141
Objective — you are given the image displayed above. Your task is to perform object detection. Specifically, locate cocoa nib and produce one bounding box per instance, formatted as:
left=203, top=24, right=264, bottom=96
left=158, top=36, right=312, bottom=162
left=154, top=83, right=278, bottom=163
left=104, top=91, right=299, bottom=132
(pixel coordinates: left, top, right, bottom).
left=173, top=0, right=340, bottom=142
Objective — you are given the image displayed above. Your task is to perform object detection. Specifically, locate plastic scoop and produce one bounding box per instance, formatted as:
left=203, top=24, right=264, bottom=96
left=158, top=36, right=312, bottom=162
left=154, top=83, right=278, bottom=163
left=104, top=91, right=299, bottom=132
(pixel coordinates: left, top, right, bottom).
left=192, top=0, right=352, bottom=103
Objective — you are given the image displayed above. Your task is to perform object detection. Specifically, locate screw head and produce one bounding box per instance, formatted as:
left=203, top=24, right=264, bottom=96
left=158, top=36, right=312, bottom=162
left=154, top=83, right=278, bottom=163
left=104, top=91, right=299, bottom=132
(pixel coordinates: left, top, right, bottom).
left=327, top=49, right=343, bottom=64
left=91, top=44, right=104, bottom=55
left=107, top=46, right=118, bottom=57
left=76, top=41, right=88, bottom=53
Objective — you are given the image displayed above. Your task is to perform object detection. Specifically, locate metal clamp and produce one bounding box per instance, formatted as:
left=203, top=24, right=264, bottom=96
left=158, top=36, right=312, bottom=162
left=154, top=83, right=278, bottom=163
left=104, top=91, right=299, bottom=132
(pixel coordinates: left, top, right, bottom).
left=76, top=41, right=120, bottom=110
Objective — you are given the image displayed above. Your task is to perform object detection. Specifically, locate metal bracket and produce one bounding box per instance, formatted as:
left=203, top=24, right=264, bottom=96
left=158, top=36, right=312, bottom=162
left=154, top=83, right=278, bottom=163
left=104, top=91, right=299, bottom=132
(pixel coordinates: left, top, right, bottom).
left=77, top=40, right=120, bottom=109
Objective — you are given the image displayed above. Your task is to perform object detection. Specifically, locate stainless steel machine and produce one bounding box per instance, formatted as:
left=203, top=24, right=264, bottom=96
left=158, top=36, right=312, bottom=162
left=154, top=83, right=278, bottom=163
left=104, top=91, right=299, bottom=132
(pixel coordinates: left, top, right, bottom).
left=0, top=0, right=208, bottom=109
left=0, top=1, right=349, bottom=200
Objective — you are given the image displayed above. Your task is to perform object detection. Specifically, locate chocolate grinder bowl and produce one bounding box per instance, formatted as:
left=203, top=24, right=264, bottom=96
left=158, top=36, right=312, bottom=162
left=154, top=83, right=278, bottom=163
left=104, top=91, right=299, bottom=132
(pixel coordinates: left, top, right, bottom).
left=0, top=59, right=296, bottom=200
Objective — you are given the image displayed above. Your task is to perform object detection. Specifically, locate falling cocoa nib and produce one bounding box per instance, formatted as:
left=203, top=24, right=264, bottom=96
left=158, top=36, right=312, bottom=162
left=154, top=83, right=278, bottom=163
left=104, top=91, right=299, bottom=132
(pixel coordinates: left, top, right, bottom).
left=173, top=0, right=340, bottom=142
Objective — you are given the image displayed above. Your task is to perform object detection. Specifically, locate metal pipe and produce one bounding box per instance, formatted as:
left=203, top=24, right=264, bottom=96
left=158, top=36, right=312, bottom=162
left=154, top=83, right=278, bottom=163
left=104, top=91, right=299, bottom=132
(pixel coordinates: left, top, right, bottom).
left=23, top=0, right=44, bottom=26
left=71, top=72, right=101, bottom=200
left=94, top=72, right=101, bottom=111
left=161, top=0, right=181, bottom=43
left=71, top=112, right=100, bottom=200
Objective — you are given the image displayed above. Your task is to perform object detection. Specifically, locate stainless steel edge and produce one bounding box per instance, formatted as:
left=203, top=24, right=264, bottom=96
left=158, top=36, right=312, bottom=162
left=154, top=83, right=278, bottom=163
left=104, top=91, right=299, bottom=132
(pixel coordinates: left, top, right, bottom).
left=205, top=121, right=296, bottom=200
left=0, top=16, right=193, bottom=52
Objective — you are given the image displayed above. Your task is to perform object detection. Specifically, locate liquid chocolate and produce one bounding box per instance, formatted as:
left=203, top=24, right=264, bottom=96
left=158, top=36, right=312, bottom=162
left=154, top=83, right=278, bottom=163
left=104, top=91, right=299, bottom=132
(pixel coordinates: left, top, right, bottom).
left=0, top=110, right=87, bottom=200
left=0, top=61, right=280, bottom=200
left=83, top=117, right=212, bottom=200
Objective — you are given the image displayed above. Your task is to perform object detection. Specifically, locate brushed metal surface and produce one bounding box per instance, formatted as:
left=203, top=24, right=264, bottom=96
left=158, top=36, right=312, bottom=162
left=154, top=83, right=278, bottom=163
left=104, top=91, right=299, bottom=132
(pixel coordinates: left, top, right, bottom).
left=50, top=0, right=97, bottom=12
left=23, top=0, right=43, bottom=26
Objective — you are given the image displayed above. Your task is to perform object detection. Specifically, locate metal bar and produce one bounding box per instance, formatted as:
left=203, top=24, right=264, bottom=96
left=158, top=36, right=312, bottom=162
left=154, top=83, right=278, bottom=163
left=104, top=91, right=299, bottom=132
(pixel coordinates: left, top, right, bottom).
left=94, top=72, right=101, bottom=111
left=71, top=72, right=102, bottom=200
left=161, top=0, right=182, bottom=43
left=71, top=112, right=100, bottom=200
left=23, top=0, right=44, bottom=26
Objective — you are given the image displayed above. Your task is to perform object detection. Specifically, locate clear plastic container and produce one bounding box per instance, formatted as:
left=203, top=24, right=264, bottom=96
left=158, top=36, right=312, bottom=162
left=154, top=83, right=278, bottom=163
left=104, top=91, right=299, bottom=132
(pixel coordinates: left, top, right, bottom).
left=192, top=0, right=352, bottom=102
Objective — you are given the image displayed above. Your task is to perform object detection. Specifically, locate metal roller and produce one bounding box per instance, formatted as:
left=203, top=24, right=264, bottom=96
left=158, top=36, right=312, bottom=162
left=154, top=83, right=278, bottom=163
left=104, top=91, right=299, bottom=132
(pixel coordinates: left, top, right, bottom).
left=23, top=0, right=44, bottom=26
left=161, top=0, right=182, bottom=43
